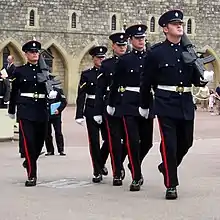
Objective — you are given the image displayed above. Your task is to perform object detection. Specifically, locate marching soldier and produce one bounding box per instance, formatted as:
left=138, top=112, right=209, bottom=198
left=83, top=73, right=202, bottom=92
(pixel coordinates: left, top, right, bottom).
left=75, top=46, right=109, bottom=183
left=8, top=40, right=49, bottom=187
left=45, top=75, right=67, bottom=156
left=107, top=25, right=154, bottom=191
left=139, top=10, right=203, bottom=199
left=93, top=32, right=128, bottom=186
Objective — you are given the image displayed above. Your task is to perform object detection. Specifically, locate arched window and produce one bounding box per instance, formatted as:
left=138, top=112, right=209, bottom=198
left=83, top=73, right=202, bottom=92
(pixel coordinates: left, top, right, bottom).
left=29, top=10, right=35, bottom=26
left=111, top=14, right=116, bottom=31
left=3, top=47, right=10, bottom=67
left=150, top=16, right=155, bottom=32
left=71, top=12, right=76, bottom=28
left=42, top=48, right=53, bottom=72
left=187, top=19, right=192, bottom=34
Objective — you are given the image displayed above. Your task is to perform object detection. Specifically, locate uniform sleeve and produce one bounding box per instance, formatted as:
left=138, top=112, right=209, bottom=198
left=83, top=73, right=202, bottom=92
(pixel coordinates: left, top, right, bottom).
left=191, top=66, right=202, bottom=87
left=140, top=51, right=157, bottom=109
left=75, top=73, right=87, bottom=119
left=108, top=58, right=125, bottom=106
left=94, top=64, right=107, bottom=115
left=8, top=70, right=19, bottom=114
left=57, top=88, right=67, bottom=113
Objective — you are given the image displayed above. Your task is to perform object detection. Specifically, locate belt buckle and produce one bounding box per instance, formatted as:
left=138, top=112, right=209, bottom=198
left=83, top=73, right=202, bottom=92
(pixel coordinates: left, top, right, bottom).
left=118, top=86, right=126, bottom=93
left=176, top=86, right=184, bottom=93
left=33, top=93, right=39, bottom=98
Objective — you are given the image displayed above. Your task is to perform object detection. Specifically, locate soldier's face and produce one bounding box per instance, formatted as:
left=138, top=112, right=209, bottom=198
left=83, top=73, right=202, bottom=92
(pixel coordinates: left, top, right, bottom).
left=112, top=44, right=127, bottom=56
left=25, top=51, right=39, bottom=63
left=130, top=36, right=145, bottom=50
left=93, top=56, right=105, bottom=67
left=164, top=22, right=184, bottom=37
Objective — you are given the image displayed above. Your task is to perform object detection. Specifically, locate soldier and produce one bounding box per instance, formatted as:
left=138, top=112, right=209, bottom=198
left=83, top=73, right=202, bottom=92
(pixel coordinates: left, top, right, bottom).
left=0, top=74, right=10, bottom=108
left=93, top=32, right=128, bottom=186
left=75, top=46, right=109, bottom=183
left=139, top=10, right=203, bottom=199
left=45, top=75, right=67, bottom=156
left=8, top=40, right=50, bottom=187
left=107, top=24, right=154, bottom=191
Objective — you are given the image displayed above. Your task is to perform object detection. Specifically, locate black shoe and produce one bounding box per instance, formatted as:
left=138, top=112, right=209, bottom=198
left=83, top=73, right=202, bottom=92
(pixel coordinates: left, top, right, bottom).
left=59, top=152, right=66, bottom=156
left=102, top=166, right=108, bottom=176
left=113, top=177, right=122, bottom=186
left=121, top=167, right=125, bottom=180
left=45, top=152, right=54, bottom=156
left=22, top=160, right=27, bottom=169
left=139, top=175, right=144, bottom=186
left=20, top=153, right=25, bottom=158
left=25, top=177, right=37, bottom=187
left=92, top=174, right=103, bottom=183
left=39, top=151, right=45, bottom=156
left=129, top=180, right=141, bottom=191
left=127, top=163, right=131, bottom=171
left=165, top=187, right=178, bottom=200
left=158, top=163, right=164, bottom=174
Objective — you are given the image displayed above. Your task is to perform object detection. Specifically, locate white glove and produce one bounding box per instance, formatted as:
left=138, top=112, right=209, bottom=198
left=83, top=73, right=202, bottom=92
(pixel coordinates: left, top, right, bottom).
left=203, top=70, right=214, bottom=82
left=48, top=90, right=58, bottom=99
left=107, top=105, right=115, bottom=116
left=75, top=118, right=85, bottom=125
left=139, top=107, right=149, bottom=119
left=4, top=101, right=9, bottom=104
left=8, top=114, right=15, bottom=119
left=93, top=115, right=103, bottom=124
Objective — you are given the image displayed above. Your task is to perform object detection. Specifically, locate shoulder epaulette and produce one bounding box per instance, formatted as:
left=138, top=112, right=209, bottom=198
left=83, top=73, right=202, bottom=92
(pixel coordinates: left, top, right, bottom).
left=150, top=41, right=163, bottom=50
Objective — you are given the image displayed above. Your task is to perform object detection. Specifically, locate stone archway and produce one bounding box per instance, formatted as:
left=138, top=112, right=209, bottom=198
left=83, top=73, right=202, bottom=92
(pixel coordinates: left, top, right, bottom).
left=43, top=40, right=69, bottom=95
left=0, top=38, right=25, bottom=67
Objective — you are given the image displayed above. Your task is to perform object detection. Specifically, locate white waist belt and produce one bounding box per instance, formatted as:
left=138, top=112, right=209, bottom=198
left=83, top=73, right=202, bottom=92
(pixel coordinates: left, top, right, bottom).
left=20, top=93, right=46, bottom=98
left=157, top=85, right=192, bottom=93
left=0, top=96, right=3, bottom=98
left=125, top=86, right=140, bottom=92
left=87, top=94, right=95, bottom=99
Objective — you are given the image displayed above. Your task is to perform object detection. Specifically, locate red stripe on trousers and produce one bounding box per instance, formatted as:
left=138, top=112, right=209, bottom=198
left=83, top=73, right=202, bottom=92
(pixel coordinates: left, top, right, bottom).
left=157, top=118, right=170, bottom=188
left=122, top=117, right=135, bottom=180
left=19, top=120, right=32, bottom=178
left=105, top=117, right=116, bottom=175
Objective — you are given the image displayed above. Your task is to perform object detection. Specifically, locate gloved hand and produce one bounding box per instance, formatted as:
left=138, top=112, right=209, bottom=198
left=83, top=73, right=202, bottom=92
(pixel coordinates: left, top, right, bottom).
left=106, top=105, right=115, bottom=116
left=8, top=114, right=15, bottom=119
left=75, top=118, right=85, bottom=125
left=203, top=70, right=214, bottom=82
left=48, top=90, right=58, bottom=99
left=139, top=107, right=149, bottom=119
left=93, top=115, right=103, bottom=124
left=4, top=101, right=9, bottom=105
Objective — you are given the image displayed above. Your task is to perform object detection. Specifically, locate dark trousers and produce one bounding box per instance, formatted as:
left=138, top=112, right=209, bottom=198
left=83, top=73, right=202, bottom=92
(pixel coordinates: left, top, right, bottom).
left=19, top=125, right=24, bottom=155
left=19, top=119, right=47, bottom=178
left=157, top=117, right=194, bottom=188
left=45, top=116, right=64, bottom=153
left=86, top=117, right=109, bottom=176
left=105, top=115, right=127, bottom=178
left=122, top=116, right=153, bottom=181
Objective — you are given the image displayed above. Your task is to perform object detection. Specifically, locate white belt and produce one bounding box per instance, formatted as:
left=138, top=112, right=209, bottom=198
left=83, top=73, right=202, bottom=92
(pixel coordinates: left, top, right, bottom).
left=0, top=96, right=3, bottom=98
left=20, top=93, right=46, bottom=98
left=125, top=86, right=140, bottom=93
left=157, top=85, right=192, bottom=93
left=87, top=94, right=95, bottom=99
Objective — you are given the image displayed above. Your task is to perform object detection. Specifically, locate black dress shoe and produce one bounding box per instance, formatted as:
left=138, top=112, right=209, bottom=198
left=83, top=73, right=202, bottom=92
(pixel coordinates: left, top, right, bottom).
left=92, top=174, right=103, bottom=183
left=45, top=152, right=54, bottom=156
left=113, top=177, right=122, bottom=186
left=102, top=166, right=108, bottom=176
left=25, top=177, right=37, bottom=187
left=165, top=187, right=178, bottom=200
left=158, top=163, right=165, bottom=174
left=59, top=152, right=66, bottom=156
left=129, top=180, right=141, bottom=191
left=20, top=153, right=25, bottom=158
left=121, top=168, right=125, bottom=180
left=139, top=175, right=144, bottom=186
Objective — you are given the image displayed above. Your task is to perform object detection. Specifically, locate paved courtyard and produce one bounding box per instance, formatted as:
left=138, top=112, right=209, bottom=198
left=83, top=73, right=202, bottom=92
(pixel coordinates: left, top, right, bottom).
left=0, top=107, right=220, bottom=220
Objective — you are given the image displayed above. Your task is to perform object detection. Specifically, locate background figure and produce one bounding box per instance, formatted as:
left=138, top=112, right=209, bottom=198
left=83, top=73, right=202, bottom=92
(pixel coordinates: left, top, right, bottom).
left=5, top=55, right=16, bottom=78
left=45, top=81, right=67, bottom=156
left=208, top=90, right=215, bottom=113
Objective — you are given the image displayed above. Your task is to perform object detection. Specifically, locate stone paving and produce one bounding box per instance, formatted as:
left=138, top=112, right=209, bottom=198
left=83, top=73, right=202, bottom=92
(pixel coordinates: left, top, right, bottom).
left=0, top=107, right=220, bottom=220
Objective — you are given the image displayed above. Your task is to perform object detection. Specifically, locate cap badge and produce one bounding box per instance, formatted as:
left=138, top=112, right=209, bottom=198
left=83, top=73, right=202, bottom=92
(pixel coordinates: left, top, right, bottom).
left=120, top=35, right=123, bottom=39
left=138, top=26, right=142, bottom=31
left=175, top=12, right=179, bottom=17
left=100, top=48, right=103, bottom=52
left=33, top=43, right=36, bottom=47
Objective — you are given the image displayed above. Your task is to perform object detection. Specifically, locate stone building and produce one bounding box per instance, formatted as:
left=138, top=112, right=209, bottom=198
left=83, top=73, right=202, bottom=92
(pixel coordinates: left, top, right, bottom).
left=0, top=0, right=220, bottom=104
